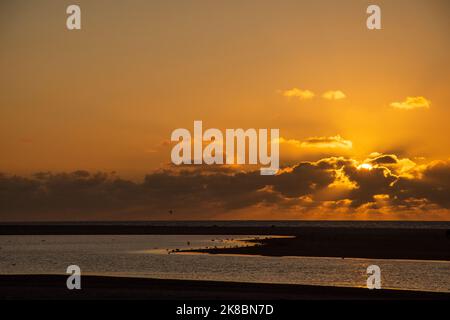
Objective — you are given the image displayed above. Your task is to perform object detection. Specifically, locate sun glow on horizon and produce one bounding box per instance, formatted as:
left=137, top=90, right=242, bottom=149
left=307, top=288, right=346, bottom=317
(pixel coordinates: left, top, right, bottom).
left=357, top=163, right=373, bottom=171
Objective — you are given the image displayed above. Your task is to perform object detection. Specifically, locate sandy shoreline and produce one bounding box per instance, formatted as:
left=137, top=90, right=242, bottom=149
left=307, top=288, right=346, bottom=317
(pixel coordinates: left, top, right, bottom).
left=1, top=274, right=449, bottom=300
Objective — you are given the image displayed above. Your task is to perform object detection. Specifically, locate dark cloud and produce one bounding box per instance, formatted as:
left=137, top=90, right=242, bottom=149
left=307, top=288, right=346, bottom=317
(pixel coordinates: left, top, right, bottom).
left=369, top=154, right=399, bottom=165
left=345, top=165, right=397, bottom=207
left=393, top=160, right=450, bottom=209
left=272, top=162, right=336, bottom=197
left=0, top=156, right=449, bottom=220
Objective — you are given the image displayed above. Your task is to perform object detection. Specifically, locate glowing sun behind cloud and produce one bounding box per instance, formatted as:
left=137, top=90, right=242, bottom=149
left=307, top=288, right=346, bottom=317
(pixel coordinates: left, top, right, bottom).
left=357, top=163, right=373, bottom=171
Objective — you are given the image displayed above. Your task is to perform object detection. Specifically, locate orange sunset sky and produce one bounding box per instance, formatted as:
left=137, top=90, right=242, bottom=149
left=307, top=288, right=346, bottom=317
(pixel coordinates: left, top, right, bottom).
left=0, top=0, right=449, bottom=221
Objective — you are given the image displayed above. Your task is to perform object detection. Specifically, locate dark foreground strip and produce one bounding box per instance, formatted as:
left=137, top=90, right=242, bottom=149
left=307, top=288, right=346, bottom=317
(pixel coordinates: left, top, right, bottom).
left=0, top=274, right=449, bottom=300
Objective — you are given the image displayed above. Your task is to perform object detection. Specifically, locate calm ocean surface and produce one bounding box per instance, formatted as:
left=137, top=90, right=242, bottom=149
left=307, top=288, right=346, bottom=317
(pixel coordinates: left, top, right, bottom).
left=1, top=229, right=449, bottom=293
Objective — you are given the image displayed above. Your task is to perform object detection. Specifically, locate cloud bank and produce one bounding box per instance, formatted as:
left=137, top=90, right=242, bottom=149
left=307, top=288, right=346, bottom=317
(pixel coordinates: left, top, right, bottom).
left=0, top=155, right=449, bottom=220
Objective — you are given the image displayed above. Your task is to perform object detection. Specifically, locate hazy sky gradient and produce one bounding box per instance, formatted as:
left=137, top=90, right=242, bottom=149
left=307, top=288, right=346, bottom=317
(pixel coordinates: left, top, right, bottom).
left=0, top=0, right=449, bottom=220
